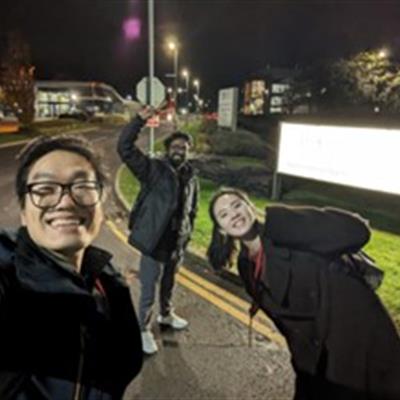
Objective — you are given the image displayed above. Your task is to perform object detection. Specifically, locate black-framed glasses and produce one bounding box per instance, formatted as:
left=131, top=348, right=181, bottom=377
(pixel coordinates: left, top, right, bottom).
left=25, top=181, right=103, bottom=209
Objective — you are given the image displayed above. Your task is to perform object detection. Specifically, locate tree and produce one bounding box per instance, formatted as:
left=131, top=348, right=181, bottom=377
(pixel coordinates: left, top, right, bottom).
left=0, top=31, right=35, bottom=126
left=330, top=50, right=400, bottom=112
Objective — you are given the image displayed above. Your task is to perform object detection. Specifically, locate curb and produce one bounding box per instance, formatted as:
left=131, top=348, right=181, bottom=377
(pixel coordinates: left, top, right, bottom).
left=114, top=165, right=132, bottom=212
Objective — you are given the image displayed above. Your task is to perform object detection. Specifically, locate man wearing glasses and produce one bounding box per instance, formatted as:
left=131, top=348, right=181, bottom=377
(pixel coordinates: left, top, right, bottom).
left=0, top=135, right=142, bottom=399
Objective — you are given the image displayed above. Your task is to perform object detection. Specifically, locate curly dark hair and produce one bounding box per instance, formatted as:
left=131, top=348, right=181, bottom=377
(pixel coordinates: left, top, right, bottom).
left=163, top=131, right=193, bottom=150
left=16, top=134, right=107, bottom=208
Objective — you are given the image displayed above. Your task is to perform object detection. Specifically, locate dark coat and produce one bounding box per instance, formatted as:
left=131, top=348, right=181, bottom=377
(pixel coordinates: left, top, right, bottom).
left=117, top=117, right=199, bottom=256
left=0, top=228, right=143, bottom=400
left=238, top=205, right=400, bottom=400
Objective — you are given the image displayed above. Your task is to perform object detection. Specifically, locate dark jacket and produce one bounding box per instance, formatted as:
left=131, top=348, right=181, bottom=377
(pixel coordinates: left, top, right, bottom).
left=117, top=117, right=198, bottom=257
left=238, top=205, right=400, bottom=399
left=0, top=228, right=143, bottom=400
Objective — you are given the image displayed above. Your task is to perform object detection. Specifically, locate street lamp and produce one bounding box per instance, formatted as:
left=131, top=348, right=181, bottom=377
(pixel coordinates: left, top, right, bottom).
left=168, top=40, right=179, bottom=102
left=378, top=48, right=389, bottom=59
left=193, top=79, right=200, bottom=112
left=182, top=68, right=190, bottom=109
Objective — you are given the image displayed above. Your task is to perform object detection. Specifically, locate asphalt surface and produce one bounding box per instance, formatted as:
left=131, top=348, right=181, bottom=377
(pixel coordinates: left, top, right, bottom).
left=0, top=124, right=295, bottom=400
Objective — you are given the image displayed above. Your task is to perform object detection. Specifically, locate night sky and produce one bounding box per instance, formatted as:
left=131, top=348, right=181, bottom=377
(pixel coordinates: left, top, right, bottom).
left=2, top=0, right=400, bottom=103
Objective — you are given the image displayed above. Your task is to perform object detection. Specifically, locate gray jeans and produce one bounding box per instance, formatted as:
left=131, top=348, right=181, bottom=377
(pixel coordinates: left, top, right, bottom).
left=138, top=253, right=181, bottom=331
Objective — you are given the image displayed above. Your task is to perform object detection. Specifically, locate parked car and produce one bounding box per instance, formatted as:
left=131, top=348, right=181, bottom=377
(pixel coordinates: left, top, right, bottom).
left=58, top=110, right=90, bottom=121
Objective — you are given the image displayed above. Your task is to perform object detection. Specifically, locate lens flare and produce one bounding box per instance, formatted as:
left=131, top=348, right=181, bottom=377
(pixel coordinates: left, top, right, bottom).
left=123, top=18, right=141, bottom=40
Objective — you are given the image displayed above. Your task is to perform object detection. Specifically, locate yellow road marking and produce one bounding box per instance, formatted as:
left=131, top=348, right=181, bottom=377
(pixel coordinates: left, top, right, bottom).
left=179, top=268, right=273, bottom=326
left=105, top=219, right=286, bottom=348
left=176, top=274, right=286, bottom=346
left=106, top=219, right=127, bottom=243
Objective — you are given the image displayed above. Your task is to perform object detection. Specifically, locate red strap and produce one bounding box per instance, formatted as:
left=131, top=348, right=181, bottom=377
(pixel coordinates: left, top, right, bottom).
left=94, top=278, right=106, bottom=297
left=253, top=246, right=265, bottom=282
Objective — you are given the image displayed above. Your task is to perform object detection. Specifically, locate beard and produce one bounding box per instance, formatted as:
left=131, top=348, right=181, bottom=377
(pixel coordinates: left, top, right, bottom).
left=168, top=153, right=186, bottom=167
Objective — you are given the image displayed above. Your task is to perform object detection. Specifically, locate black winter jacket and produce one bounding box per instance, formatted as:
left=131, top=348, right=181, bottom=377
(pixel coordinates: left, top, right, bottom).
left=238, top=205, right=400, bottom=399
left=0, top=228, right=143, bottom=400
left=117, top=117, right=198, bottom=256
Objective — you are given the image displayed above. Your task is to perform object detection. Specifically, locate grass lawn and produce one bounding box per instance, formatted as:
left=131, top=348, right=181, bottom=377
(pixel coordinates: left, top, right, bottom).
left=118, top=165, right=400, bottom=327
left=225, top=156, right=266, bottom=169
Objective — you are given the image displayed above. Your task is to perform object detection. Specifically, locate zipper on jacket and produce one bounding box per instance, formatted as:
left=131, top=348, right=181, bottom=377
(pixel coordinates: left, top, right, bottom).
left=151, top=169, right=179, bottom=249
left=72, top=325, right=85, bottom=400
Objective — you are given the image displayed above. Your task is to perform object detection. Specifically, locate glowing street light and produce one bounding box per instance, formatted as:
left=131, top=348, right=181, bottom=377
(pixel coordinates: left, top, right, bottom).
left=168, top=41, right=177, bottom=52
left=182, top=68, right=190, bottom=108
left=378, top=48, right=389, bottom=59
left=168, top=40, right=179, bottom=101
left=193, top=79, right=201, bottom=111
left=193, top=79, right=200, bottom=97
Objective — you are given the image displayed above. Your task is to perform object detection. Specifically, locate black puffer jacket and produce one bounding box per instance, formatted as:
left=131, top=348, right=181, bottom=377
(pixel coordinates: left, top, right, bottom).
left=117, top=117, right=199, bottom=256
left=238, top=206, right=400, bottom=399
left=0, top=228, right=143, bottom=400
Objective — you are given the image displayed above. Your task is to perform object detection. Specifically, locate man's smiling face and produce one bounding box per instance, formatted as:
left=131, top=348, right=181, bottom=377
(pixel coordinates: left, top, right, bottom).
left=20, top=150, right=104, bottom=258
left=167, top=138, right=190, bottom=167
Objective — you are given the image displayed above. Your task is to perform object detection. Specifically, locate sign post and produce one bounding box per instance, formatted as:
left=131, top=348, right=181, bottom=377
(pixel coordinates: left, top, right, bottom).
left=147, top=0, right=155, bottom=155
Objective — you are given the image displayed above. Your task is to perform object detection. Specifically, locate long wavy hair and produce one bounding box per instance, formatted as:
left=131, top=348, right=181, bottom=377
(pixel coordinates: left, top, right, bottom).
left=207, top=187, right=255, bottom=271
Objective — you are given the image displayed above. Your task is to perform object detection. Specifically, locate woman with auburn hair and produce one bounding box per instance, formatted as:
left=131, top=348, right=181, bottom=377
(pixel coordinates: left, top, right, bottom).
left=207, top=187, right=400, bottom=400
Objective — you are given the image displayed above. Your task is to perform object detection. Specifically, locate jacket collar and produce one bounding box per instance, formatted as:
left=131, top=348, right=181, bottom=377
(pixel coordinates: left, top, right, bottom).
left=260, top=236, right=291, bottom=306
left=13, top=227, right=113, bottom=296
left=162, top=157, right=196, bottom=180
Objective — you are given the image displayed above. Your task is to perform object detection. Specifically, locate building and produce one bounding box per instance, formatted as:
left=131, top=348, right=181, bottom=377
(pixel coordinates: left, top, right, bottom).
left=35, top=80, right=139, bottom=119
left=242, top=66, right=309, bottom=116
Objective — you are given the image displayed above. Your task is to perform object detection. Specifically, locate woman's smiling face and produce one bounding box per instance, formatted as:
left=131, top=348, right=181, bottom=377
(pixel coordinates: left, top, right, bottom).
left=213, top=193, right=255, bottom=238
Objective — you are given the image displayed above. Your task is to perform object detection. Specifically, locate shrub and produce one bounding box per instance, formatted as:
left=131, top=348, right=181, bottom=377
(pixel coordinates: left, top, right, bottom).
left=208, top=128, right=270, bottom=160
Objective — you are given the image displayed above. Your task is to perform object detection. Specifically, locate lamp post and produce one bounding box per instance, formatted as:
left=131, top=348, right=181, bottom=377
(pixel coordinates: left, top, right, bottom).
left=168, top=41, right=179, bottom=102
left=193, top=78, right=200, bottom=112
left=182, top=68, right=190, bottom=109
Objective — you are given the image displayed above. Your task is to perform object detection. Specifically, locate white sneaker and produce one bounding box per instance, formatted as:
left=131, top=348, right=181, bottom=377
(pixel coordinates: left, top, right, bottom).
left=157, top=312, right=189, bottom=330
left=141, top=331, right=158, bottom=355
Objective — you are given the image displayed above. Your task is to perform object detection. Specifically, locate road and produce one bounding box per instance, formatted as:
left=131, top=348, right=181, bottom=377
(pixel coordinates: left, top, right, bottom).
left=0, top=125, right=294, bottom=400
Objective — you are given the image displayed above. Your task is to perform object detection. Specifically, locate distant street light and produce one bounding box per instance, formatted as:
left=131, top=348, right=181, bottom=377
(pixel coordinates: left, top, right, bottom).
left=193, top=79, right=200, bottom=111
left=168, top=40, right=179, bottom=101
left=378, top=49, right=388, bottom=59
left=193, top=79, right=200, bottom=96
left=182, top=68, right=190, bottom=109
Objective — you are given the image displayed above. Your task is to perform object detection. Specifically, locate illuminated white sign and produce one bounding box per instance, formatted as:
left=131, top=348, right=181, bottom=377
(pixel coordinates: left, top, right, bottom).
left=271, top=83, right=290, bottom=94
left=278, top=122, right=400, bottom=195
left=218, top=87, right=238, bottom=131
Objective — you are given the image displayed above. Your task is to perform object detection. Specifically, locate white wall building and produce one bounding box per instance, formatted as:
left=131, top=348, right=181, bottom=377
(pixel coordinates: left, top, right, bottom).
left=35, top=81, right=139, bottom=119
